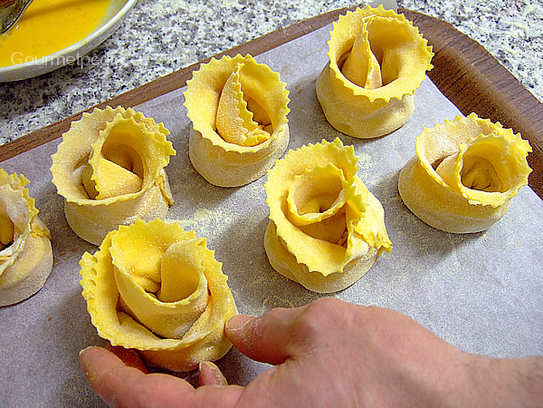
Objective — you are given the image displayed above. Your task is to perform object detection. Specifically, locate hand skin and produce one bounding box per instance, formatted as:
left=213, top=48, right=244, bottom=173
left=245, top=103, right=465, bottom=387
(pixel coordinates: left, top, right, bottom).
left=80, top=297, right=543, bottom=407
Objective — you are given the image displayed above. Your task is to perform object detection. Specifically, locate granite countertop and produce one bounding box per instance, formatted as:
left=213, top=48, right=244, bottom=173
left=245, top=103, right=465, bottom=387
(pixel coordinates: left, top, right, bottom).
left=0, top=0, right=542, bottom=145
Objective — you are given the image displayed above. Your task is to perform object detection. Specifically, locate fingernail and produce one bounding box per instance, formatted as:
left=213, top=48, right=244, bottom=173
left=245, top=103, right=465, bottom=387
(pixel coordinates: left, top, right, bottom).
left=226, top=314, right=254, bottom=331
left=79, top=346, right=95, bottom=362
left=79, top=347, right=94, bottom=381
left=199, top=361, right=228, bottom=386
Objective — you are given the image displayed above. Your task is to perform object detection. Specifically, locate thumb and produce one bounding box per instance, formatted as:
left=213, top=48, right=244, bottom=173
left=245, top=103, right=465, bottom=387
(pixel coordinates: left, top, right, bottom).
left=225, top=306, right=311, bottom=365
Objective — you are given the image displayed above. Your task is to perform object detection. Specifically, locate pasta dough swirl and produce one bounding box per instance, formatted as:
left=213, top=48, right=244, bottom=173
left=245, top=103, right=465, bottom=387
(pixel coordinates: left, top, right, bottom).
left=398, top=113, right=532, bottom=233
left=185, top=54, right=290, bottom=187
left=0, top=170, right=52, bottom=307
left=80, top=218, right=237, bottom=372
left=51, top=106, right=175, bottom=245
left=316, top=5, right=433, bottom=139
left=264, top=138, right=391, bottom=293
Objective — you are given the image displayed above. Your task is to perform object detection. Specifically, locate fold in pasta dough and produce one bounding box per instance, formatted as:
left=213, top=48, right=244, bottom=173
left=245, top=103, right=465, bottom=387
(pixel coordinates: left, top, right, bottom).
left=50, top=107, right=176, bottom=245
left=264, top=138, right=391, bottom=293
left=316, top=5, right=434, bottom=139
left=0, top=170, right=53, bottom=307
left=185, top=54, right=290, bottom=187
left=80, top=218, right=237, bottom=372
left=398, top=113, right=532, bottom=233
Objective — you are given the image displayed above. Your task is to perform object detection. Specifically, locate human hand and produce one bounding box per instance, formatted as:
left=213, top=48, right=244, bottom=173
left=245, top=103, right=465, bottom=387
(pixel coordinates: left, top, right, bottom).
left=80, top=297, right=543, bottom=407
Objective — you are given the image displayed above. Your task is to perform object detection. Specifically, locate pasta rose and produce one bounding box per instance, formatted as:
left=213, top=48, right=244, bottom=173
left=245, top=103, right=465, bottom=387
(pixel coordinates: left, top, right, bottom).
left=398, top=113, right=532, bottom=233
left=316, top=5, right=433, bottom=139
left=0, top=170, right=52, bottom=307
left=264, top=138, right=391, bottom=293
left=80, top=218, right=237, bottom=372
left=185, top=54, right=290, bottom=187
left=51, top=106, right=175, bottom=245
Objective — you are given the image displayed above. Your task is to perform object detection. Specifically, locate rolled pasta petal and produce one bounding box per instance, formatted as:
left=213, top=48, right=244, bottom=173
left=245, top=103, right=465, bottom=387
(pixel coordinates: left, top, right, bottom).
left=216, top=62, right=271, bottom=147
left=341, top=19, right=383, bottom=90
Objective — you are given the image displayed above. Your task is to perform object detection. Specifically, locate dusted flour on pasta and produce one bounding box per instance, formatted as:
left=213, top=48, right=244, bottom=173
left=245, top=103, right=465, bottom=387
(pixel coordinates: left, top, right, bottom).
left=0, top=170, right=53, bottom=307
left=50, top=106, right=176, bottom=245
left=316, top=5, right=433, bottom=139
left=398, top=113, right=532, bottom=233
left=264, top=138, right=391, bottom=293
left=80, top=218, right=237, bottom=372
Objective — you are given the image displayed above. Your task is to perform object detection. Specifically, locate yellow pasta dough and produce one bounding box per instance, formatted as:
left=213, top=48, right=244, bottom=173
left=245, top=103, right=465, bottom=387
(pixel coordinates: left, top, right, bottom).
left=398, top=113, right=532, bottom=233
left=316, top=5, right=434, bottom=139
left=264, top=138, right=391, bottom=293
left=0, top=170, right=53, bottom=307
left=80, top=218, right=237, bottom=372
left=184, top=54, right=290, bottom=187
left=50, top=106, right=176, bottom=245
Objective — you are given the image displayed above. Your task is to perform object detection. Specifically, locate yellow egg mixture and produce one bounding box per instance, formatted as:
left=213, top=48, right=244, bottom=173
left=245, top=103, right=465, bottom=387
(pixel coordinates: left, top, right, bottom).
left=0, top=0, right=110, bottom=67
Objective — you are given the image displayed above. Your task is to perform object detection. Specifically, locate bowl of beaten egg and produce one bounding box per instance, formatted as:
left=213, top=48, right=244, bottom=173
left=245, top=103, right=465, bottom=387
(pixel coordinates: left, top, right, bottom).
left=0, top=0, right=136, bottom=82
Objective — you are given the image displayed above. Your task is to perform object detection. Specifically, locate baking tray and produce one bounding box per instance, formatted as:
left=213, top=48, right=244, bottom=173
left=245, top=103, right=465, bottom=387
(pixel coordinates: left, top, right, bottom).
left=1, top=8, right=542, bottom=407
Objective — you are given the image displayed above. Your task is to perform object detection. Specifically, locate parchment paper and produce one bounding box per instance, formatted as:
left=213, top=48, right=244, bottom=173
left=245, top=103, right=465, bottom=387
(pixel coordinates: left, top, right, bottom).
left=1, top=23, right=542, bottom=407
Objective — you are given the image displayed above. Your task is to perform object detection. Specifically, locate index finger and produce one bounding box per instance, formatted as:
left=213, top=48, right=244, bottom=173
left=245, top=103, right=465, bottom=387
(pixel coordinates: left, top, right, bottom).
left=225, top=298, right=343, bottom=365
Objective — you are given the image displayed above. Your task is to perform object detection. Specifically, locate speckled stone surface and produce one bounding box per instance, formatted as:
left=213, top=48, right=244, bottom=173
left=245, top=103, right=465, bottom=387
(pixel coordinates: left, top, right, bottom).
left=0, top=0, right=542, bottom=145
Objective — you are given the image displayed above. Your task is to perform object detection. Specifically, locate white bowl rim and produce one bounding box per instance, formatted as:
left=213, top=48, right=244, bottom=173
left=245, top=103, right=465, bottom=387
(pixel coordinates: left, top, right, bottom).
left=0, top=0, right=137, bottom=79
